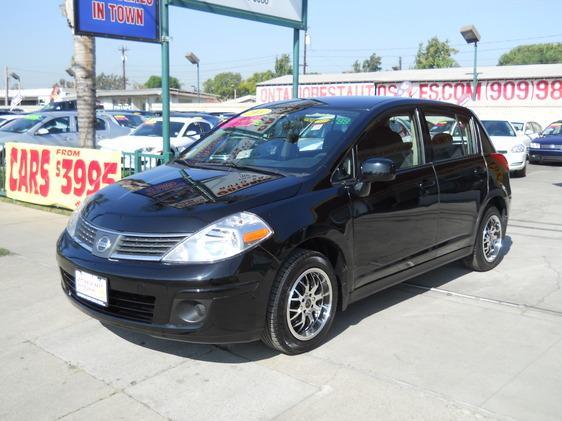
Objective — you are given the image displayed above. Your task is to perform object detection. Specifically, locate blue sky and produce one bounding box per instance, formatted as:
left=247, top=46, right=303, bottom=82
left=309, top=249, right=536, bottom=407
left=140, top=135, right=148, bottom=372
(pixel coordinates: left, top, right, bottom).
left=1, top=0, right=561, bottom=89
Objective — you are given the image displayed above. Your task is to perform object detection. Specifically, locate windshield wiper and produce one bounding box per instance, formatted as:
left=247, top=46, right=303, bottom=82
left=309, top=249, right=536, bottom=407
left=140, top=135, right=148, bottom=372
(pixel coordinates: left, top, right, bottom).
left=179, top=169, right=217, bottom=203
left=218, top=161, right=284, bottom=177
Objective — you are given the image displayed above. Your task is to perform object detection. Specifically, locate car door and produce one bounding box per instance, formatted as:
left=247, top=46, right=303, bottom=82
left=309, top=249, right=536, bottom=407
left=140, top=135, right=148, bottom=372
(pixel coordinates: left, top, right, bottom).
left=351, top=107, right=438, bottom=288
left=421, top=107, right=487, bottom=256
left=33, top=116, right=73, bottom=146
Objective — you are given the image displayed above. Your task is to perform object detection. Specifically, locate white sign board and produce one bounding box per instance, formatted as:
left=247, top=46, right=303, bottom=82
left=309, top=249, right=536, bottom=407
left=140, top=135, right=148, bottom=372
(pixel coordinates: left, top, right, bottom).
left=205, top=0, right=302, bottom=22
left=171, top=0, right=305, bottom=28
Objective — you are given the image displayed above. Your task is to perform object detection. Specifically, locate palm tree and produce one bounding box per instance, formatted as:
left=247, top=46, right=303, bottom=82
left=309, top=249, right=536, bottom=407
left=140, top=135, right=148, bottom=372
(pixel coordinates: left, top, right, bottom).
left=62, top=0, right=96, bottom=148
left=73, top=35, right=96, bottom=148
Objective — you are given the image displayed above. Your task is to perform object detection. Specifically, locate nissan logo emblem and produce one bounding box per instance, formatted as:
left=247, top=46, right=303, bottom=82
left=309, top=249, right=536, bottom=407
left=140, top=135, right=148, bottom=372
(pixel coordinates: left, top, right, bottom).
left=96, top=236, right=112, bottom=253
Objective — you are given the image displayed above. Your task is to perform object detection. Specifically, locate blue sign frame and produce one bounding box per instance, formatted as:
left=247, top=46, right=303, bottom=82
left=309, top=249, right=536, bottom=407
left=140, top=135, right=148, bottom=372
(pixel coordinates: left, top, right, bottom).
left=74, top=0, right=161, bottom=43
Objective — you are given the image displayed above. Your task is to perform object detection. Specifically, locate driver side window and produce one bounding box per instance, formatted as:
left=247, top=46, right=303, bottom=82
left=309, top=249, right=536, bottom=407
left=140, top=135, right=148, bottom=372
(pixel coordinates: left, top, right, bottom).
left=356, top=111, right=422, bottom=170
left=40, top=117, right=71, bottom=135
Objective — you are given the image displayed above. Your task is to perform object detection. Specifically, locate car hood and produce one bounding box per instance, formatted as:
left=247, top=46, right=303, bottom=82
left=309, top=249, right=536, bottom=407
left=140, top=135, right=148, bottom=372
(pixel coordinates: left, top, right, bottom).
left=98, top=135, right=164, bottom=152
left=489, top=136, right=523, bottom=150
left=0, top=132, right=34, bottom=143
left=82, top=163, right=303, bottom=233
left=535, top=134, right=562, bottom=145
left=98, top=135, right=189, bottom=152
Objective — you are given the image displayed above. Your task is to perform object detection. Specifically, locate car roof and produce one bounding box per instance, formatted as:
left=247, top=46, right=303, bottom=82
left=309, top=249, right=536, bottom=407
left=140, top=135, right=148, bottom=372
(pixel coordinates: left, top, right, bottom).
left=263, top=96, right=471, bottom=113
left=149, top=116, right=211, bottom=123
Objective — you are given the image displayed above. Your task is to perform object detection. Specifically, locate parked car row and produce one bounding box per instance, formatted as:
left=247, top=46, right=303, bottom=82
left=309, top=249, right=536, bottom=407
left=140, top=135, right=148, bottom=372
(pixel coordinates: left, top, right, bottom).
left=0, top=110, right=220, bottom=159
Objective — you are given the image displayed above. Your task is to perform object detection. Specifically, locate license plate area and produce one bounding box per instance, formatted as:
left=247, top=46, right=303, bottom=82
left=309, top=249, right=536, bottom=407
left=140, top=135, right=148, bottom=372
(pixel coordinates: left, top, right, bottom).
left=75, top=270, right=108, bottom=307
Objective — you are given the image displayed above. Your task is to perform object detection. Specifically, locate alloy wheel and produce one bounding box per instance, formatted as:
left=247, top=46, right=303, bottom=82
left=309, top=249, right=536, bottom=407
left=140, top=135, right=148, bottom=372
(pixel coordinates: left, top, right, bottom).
left=286, top=268, right=333, bottom=341
left=482, top=214, right=502, bottom=263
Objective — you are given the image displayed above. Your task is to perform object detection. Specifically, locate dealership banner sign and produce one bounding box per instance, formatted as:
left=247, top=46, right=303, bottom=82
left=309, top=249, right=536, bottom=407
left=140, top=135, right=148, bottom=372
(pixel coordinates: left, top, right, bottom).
left=375, top=79, right=562, bottom=106
left=257, top=78, right=561, bottom=106
left=74, top=0, right=160, bottom=42
left=257, top=82, right=376, bottom=103
left=4, top=143, right=122, bottom=210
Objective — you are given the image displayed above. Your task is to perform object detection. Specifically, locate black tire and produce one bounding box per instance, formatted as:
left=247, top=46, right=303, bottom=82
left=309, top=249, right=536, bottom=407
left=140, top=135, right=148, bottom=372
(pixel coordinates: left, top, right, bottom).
left=463, top=207, right=505, bottom=272
left=513, top=165, right=527, bottom=178
left=262, top=249, right=339, bottom=355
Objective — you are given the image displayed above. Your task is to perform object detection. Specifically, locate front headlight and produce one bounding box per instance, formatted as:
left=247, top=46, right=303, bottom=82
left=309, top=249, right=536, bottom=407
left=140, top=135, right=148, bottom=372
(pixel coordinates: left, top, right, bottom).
left=162, top=211, right=273, bottom=263
left=530, top=142, right=540, bottom=149
left=66, top=196, right=92, bottom=238
left=511, top=144, right=526, bottom=153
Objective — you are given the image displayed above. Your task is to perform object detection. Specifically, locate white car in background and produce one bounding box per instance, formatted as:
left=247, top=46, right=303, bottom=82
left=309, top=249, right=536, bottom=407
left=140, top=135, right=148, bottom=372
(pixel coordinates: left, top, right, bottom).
left=98, top=116, right=215, bottom=156
left=511, top=120, right=543, bottom=141
left=481, top=120, right=528, bottom=177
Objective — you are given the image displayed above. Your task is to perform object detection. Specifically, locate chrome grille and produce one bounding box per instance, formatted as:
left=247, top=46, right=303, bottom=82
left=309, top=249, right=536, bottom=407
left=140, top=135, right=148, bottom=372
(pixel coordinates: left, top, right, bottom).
left=74, top=217, right=189, bottom=261
left=75, top=218, right=96, bottom=249
left=113, top=235, right=187, bottom=259
left=541, top=144, right=562, bottom=150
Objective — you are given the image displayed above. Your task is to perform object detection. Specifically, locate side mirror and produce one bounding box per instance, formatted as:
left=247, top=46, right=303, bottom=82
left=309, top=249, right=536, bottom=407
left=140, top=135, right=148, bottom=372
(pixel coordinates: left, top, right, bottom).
left=185, top=130, right=197, bottom=137
left=36, top=128, right=49, bottom=135
left=360, top=158, right=396, bottom=182
left=524, top=129, right=533, bottom=135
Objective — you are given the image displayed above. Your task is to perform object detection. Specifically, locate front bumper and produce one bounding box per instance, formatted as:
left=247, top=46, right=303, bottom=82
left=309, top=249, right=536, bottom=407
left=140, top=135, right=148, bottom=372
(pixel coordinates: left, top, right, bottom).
left=529, top=149, right=562, bottom=163
left=57, top=231, right=279, bottom=344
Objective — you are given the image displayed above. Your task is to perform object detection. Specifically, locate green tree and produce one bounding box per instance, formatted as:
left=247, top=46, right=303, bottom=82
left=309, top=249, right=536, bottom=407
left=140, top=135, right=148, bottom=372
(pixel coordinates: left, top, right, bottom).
left=498, top=43, right=562, bottom=65
left=415, top=37, right=458, bottom=69
left=351, top=53, right=382, bottom=72
left=203, top=72, right=243, bottom=99
left=274, top=54, right=293, bottom=76
left=143, top=75, right=181, bottom=89
left=96, top=72, right=125, bottom=90
left=238, top=70, right=276, bottom=95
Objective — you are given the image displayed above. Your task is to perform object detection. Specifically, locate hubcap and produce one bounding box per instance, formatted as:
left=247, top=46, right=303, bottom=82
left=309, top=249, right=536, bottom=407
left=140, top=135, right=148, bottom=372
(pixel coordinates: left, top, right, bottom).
left=482, top=214, right=502, bottom=263
left=286, top=268, right=333, bottom=341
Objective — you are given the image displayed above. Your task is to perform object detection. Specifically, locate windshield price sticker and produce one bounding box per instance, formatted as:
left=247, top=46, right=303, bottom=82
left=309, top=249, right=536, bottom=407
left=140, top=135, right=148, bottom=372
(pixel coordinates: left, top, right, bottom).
left=4, top=143, right=122, bottom=210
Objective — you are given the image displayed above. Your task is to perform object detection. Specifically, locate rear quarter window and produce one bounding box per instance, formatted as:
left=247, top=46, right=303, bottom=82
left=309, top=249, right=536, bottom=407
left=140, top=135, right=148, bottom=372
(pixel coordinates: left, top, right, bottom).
left=477, top=122, right=495, bottom=154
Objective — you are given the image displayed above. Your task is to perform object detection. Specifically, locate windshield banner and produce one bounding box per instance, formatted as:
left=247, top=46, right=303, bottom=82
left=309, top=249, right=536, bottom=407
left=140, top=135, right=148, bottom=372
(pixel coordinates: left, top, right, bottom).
left=4, top=142, right=122, bottom=210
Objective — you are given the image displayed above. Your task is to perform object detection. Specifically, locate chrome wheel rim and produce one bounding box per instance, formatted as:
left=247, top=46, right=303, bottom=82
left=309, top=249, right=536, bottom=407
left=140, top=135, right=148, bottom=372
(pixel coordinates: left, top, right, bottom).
left=286, top=268, right=333, bottom=341
left=482, top=215, right=502, bottom=263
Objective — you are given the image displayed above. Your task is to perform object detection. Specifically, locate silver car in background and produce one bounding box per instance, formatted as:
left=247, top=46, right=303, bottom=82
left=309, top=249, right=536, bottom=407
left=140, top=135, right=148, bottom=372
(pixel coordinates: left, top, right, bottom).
left=0, top=111, right=131, bottom=149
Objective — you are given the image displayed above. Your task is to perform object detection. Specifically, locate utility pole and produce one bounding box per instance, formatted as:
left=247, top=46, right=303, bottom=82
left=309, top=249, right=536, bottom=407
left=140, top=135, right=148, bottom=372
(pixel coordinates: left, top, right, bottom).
left=398, top=56, right=402, bottom=70
left=119, top=46, right=128, bottom=90
left=4, top=66, right=8, bottom=107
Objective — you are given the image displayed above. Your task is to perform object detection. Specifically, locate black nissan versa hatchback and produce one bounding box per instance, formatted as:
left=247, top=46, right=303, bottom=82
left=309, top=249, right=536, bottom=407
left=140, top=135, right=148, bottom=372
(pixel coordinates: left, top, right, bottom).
left=57, top=97, right=511, bottom=354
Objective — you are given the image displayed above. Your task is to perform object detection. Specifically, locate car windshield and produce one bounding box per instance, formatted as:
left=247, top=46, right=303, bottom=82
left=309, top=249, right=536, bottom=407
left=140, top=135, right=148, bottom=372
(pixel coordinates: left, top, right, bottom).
left=112, top=114, right=145, bottom=128
left=482, top=120, right=516, bottom=137
left=542, top=122, right=562, bottom=136
left=511, top=122, right=524, bottom=131
left=179, top=102, right=363, bottom=175
left=132, top=120, right=184, bottom=137
left=0, top=115, right=46, bottom=133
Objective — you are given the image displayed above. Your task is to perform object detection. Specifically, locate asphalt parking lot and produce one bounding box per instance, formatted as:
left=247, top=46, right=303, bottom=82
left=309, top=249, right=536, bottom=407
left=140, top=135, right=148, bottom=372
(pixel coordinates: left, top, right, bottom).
left=1, top=163, right=561, bottom=421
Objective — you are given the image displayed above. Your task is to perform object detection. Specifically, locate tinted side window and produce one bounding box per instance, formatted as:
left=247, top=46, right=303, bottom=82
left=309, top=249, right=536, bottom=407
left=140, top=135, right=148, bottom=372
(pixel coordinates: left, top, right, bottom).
left=41, top=117, right=71, bottom=134
left=477, top=122, right=495, bottom=154
left=425, top=111, right=477, bottom=161
left=357, top=112, right=422, bottom=170
left=95, top=118, right=107, bottom=131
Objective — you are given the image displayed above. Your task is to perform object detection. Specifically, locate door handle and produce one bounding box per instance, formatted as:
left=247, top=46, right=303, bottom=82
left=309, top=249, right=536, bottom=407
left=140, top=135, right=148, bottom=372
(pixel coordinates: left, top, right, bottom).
left=473, top=167, right=486, bottom=176
left=418, top=179, right=436, bottom=189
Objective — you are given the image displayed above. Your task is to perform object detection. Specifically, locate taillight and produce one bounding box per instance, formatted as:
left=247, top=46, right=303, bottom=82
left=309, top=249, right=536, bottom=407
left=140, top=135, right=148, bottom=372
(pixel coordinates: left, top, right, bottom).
left=491, top=153, right=509, bottom=172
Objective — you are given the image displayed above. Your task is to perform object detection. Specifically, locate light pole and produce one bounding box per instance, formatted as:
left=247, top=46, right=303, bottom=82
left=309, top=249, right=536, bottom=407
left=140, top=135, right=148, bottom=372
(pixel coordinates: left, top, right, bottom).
left=185, top=52, right=200, bottom=103
left=460, top=24, right=481, bottom=101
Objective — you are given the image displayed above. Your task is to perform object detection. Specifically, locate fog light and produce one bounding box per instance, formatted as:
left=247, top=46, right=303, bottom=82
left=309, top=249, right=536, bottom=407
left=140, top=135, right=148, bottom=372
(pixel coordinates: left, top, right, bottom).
left=177, top=301, right=207, bottom=323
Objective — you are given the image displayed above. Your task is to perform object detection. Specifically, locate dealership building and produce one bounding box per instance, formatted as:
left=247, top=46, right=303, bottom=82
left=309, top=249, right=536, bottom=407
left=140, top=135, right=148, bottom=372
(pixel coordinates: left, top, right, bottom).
left=256, top=64, right=562, bottom=127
